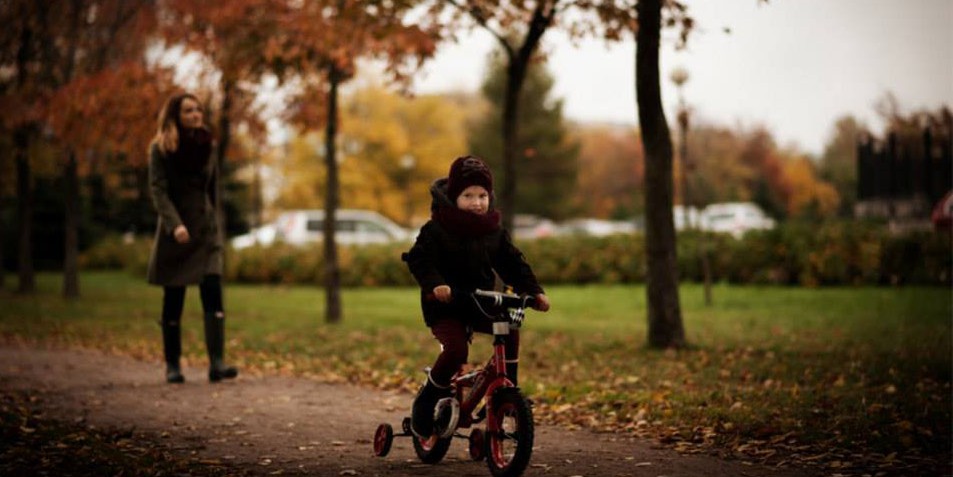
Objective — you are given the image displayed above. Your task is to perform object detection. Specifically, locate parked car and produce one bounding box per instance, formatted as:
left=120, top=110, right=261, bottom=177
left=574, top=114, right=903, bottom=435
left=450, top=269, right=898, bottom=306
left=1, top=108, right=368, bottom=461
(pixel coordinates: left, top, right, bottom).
left=931, top=190, right=953, bottom=231
left=700, top=202, right=776, bottom=238
left=557, top=218, right=637, bottom=237
left=230, top=224, right=278, bottom=249
left=672, top=205, right=703, bottom=231
left=512, top=214, right=558, bottom=240
left=231, top=209, right=410, bottom=249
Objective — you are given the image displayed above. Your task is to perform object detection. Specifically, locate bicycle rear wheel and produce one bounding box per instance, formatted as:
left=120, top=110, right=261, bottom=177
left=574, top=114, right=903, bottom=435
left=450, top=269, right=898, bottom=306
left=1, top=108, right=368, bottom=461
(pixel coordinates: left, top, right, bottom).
left=485, top=388, right=534, bottom=477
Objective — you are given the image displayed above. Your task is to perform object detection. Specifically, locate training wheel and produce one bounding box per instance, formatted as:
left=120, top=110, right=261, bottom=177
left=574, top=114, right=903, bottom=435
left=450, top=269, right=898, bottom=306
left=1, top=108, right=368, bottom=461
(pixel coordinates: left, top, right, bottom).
left=468, top=428, right=485, bottom=461
left=373, top=423, right=394, bottom=457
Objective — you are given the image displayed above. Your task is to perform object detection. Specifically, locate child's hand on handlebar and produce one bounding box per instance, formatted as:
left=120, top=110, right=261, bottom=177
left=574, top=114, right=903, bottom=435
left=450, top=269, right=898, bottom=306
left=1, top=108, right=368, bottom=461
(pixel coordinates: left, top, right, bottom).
left=433, top=285, right=452, bottom=303
left=533, top=293, right=550, bottom=312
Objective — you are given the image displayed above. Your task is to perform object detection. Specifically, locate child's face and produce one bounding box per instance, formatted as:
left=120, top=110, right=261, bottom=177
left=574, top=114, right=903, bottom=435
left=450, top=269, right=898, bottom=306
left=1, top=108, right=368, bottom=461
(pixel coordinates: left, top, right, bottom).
left=456, top=185, right=490, bottom=215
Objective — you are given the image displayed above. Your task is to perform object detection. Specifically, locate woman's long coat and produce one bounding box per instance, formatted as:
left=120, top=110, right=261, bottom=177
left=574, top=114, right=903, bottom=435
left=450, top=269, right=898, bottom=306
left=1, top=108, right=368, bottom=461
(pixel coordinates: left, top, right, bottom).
left=146, top=143, right=224, bottom=286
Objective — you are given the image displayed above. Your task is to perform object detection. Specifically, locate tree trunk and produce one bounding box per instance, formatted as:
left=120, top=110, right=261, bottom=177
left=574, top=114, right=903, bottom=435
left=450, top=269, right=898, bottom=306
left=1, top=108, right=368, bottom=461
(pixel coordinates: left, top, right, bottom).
left=217, top=77, right=234, bottom=240
left=252, top=156, right=263, bottom=228
left=13, top=15, right=35, bottom=294
left=500, top=60, right=523, bottom=233
left=636, top=0, right=685, bottom=348
left=15, top=127, right=35, bottom=294
left=58, top=0, right=81, bottom=299
left=0, top=221, right=4, bottom=291
left=496, top=6, right=553, bottom=232
left=0, top=146, right=5, bottom=290
left=62, top=149, right=80, bottom=299
left=323, top=66, right=343, bottom=324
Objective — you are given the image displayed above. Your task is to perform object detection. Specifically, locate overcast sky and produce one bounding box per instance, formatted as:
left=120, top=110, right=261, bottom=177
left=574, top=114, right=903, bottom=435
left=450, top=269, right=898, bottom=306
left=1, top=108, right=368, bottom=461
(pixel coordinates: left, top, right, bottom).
left=410, top=0, right=953, bottom=156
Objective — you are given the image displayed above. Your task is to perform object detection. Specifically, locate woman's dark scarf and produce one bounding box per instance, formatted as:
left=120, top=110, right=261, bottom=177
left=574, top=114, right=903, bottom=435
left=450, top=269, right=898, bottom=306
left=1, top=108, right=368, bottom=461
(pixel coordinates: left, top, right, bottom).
left=170, top=127, right=213, bottom=173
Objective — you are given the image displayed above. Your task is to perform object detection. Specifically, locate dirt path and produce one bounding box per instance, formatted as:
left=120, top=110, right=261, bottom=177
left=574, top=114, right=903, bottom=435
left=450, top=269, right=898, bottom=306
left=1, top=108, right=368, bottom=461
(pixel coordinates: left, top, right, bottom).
left=0, top=344, right=814, bottom=477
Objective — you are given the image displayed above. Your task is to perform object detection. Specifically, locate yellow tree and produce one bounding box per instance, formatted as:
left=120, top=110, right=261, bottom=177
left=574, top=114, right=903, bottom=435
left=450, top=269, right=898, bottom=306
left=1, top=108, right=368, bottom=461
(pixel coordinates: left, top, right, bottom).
left=339, top=86, right=469, bottom=225
left=266, top=0, right=436, bottom=323
left=272, top=86, right=470, bottom=226
left=782, top=156, right=840, bottom=219
left=271, top=133, right=327, bottom=210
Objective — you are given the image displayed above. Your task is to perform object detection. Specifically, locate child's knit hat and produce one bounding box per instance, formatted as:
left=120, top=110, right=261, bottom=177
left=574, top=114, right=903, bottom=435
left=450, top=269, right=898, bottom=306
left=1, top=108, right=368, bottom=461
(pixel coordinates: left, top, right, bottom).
left=447, top=155, right=493, bottom=202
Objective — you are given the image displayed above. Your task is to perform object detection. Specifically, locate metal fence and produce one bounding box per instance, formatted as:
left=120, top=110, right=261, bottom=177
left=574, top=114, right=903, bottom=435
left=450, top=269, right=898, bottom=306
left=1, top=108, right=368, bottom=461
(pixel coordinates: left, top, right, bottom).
left=856, top=126, right=952, bottom=219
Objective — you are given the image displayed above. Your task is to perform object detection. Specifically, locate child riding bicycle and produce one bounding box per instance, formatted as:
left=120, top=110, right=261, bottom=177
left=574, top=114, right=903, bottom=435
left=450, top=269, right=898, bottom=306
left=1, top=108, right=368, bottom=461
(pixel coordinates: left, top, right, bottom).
left=402, top=155, right=550, bottom=439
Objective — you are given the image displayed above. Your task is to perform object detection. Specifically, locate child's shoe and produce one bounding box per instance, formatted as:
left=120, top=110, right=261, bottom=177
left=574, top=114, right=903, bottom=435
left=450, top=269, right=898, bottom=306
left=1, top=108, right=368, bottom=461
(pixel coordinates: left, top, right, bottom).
left=411, top=374, right=451, bottom=438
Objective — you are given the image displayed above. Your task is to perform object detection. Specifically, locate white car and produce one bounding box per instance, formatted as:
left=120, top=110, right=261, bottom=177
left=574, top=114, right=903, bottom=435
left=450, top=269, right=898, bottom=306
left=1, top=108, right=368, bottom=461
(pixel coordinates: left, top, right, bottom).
left=672, top=205, right=704, bottom=231
left=512, top=214, right=558, bottom=240
left=557, top=218, right=637, bottom=237
left=231, top=209, right=410, bottom=249
left=700, top=202, right=776, bottom=238
left=230, top=224, right=278, bottom=249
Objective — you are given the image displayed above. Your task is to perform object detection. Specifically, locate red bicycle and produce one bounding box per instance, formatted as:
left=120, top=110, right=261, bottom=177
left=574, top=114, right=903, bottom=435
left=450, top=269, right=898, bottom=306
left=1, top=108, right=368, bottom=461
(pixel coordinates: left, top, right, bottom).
left=373, top=289, right=537, bottom=477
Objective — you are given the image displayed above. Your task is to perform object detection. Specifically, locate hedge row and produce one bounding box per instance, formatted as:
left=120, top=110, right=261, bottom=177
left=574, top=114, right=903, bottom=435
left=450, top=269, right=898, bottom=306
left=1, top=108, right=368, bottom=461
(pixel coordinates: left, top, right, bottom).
left=82, top=222, right=951, bottom=287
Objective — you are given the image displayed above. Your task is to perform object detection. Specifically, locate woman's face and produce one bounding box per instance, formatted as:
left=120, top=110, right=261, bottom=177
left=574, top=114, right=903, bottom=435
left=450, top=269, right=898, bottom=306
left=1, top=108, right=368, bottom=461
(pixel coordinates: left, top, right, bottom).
left=178, top=98, right=204, bottom=129
left=456, top=185, right=490, bottom=215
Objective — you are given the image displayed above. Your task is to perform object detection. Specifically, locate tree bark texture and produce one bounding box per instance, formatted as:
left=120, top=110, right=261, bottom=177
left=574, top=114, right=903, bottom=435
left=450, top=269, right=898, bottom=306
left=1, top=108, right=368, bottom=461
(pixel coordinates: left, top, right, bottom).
left=15, top=128, right=35, bottom=294
left=323, top=66, right=343, bottom=324
left=217, top=77, right=234, bottom=239
left=636, top=0, right=685, bottom=348
left=497, top=5, right=554, bottom=232
left=62, top=150, right=80, bottom=299
left=13, top=14, right=35, bottom=294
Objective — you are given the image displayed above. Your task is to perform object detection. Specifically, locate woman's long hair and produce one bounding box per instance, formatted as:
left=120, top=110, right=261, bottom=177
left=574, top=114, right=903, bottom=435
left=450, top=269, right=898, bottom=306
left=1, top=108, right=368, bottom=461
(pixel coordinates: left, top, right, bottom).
left=151, top=92, right=204, bottom=155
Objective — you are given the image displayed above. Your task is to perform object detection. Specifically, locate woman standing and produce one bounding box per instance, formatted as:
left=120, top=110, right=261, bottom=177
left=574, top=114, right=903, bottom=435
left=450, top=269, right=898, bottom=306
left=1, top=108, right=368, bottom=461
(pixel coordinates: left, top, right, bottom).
left=147, top=92, right=238, bottom=384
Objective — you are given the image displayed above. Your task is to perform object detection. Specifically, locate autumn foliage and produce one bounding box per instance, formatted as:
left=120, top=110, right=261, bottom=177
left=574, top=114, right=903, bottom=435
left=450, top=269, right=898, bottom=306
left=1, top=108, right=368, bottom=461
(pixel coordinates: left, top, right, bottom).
left=45, top=62, right=175, bottom=163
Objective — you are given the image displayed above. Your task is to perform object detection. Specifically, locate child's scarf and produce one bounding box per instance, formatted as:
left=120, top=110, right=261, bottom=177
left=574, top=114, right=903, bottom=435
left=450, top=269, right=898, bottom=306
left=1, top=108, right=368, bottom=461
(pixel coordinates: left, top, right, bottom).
left=433, top=206, right=502, bottom=237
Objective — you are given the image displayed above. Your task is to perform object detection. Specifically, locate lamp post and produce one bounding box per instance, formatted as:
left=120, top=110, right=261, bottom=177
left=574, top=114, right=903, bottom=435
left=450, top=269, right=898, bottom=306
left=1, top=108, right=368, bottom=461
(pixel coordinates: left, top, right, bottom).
left=670, top=67, right=712, bottom=306
left=399, top=154, right=416, bottom=227
left=670, top=67, right=692, bottom=228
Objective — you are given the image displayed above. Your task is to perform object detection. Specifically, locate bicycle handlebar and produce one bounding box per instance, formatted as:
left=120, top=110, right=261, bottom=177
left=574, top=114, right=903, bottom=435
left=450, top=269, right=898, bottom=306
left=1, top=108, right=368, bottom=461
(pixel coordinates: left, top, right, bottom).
left=472, top=289, right=537, bottom=310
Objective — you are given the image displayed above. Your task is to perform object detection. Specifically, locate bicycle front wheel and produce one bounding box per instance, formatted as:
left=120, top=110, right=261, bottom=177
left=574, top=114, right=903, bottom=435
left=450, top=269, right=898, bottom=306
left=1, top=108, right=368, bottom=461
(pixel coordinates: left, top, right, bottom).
left=485, top=388, right=534, bottom=477
left=412, top=433, right=452, bottom=464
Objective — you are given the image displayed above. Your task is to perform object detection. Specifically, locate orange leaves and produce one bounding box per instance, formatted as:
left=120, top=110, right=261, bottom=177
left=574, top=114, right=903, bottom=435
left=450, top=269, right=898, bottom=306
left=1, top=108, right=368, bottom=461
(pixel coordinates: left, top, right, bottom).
left=44, top=61, right=175, bottom=161
left=3, top=0, right=157, bottom=146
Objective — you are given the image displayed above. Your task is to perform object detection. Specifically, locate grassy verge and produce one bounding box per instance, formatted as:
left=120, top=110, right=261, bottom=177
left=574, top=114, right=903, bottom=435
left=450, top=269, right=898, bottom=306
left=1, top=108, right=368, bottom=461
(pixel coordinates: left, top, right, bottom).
left=2, top=272, right=950, bottom=475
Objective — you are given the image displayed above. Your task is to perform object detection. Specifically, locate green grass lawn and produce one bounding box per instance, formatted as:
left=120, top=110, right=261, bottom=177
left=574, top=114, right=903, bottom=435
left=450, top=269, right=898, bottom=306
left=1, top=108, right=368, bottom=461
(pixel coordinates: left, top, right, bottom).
left=2, top=272, right=950, bottom=471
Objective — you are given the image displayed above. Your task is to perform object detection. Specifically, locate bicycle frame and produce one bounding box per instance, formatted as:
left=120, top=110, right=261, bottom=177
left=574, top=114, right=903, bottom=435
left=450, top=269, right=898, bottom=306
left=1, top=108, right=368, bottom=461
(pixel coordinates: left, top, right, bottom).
left=451, top=318, right=515, bottom=431
left=374, top=289, right=538, bottom=473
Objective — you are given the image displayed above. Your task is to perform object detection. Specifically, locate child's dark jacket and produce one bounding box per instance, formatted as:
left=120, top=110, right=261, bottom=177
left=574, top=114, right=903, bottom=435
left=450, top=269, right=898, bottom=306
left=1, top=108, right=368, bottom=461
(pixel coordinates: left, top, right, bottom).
left=404, top=178, right=543, bottom=326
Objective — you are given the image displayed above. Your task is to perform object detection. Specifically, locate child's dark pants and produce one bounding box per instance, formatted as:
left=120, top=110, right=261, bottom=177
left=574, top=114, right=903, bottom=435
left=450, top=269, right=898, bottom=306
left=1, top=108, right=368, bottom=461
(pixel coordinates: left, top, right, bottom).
left=429, top=317, right=519, bottom=386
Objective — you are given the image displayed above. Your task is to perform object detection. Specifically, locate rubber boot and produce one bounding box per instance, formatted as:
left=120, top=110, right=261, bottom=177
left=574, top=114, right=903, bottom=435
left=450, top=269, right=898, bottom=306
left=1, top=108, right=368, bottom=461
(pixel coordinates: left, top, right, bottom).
left=161, top=320, right=185, bottom=384
left=203, top=312, right=238, bottom=382
left=411, top=372, right=451, bottom=438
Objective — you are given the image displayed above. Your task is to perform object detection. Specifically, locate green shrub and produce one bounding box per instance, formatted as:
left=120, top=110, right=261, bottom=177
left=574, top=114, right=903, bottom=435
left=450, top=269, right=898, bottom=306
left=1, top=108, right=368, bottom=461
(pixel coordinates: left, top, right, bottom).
left=80, top=235, right=151, bottom=275
left=82, top=224, right=951, bottom=287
